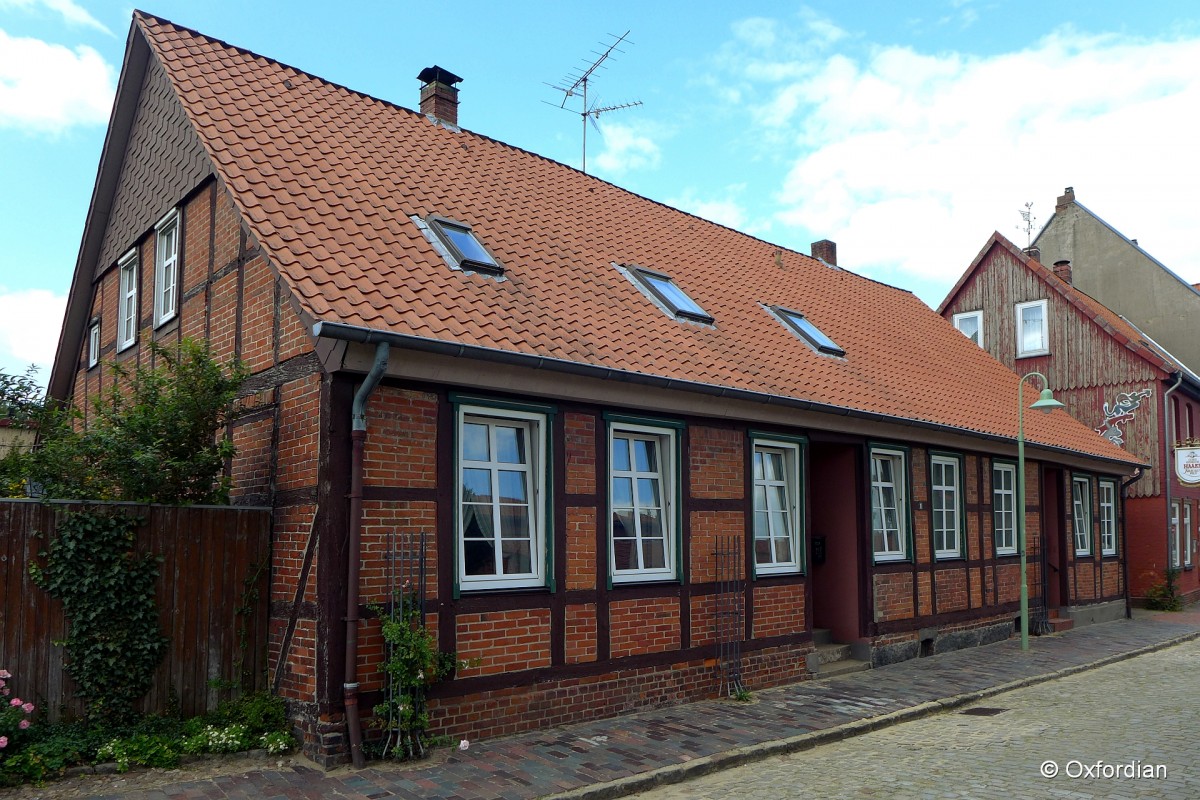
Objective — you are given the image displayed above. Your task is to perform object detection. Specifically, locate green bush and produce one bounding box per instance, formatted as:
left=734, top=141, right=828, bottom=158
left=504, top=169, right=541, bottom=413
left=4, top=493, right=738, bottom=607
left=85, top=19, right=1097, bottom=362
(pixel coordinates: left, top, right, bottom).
left=1145, top=567, right=1184, bottom=611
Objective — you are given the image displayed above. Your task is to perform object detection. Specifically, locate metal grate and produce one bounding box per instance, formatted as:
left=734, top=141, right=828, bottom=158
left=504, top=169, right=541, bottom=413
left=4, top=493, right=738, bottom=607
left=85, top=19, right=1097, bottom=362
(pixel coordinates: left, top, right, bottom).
left=381, top=529, right=429, bottom=759
left=961, top=707, right=1008, bottom=716
left=714, top=534, right=745, bottom=697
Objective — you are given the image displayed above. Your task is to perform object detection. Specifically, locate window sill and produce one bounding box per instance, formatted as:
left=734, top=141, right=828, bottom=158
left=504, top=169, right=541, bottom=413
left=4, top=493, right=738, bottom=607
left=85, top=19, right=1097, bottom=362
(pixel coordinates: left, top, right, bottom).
left=934, top=553, right=964, bottom=562
left=995, top=550, right=1019, bottom=558
left=1016, top=350, right=1050, bottom=359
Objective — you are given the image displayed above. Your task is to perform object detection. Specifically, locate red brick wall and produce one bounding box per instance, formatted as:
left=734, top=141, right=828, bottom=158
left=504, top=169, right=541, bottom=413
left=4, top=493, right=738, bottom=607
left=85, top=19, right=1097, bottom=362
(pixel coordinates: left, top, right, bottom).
left=874, top=572, right=914, bottom=622
left=753, top=583, right=805, bottom=638
left=933, top=569, right=968, bottom=612
left=689, top=426, right=743, bottom=499
left=609, top=598, right=681, bottom=658
left=456, top=610, right=553, bottom=677
left=564, top=412, right=596, bottom=495
left=566, top=506, right=596, bottom=591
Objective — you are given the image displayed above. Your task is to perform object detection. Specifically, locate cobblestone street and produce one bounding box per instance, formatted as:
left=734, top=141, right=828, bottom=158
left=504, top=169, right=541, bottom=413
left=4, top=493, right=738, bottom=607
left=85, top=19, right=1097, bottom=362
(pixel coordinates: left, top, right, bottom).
left=637, top=637, right=1200, bottom=799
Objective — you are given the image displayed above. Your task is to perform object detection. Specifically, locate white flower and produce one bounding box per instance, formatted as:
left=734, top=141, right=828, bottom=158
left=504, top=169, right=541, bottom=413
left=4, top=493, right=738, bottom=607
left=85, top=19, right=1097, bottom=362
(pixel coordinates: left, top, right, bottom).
left=458, top=739, right=470, bottom=751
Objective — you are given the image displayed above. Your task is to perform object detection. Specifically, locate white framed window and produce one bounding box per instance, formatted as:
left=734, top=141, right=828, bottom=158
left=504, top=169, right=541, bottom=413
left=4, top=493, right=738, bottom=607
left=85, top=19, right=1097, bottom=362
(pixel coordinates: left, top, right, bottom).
left=952, top=310, right=983, bottom=347
left=752, top=438, right=803, bottom=575
left=117, top=249, right=138, bottom=351
left=609, top=421, right=678, bottom=583
left=1099, top=480, right=1117, bottom=557
left=1185, top=502, right=1193, bottom=568
left=770, top=306, right=844, bottom=357
left=457, top=405, right=548, bottom=591
left=993, top=462, right=1017, bottom=555
left=625, top=266, right=713, bottom=325
left=1072, top=476, right=1092, bottom=556
left=1170, top=501, right=1181, bottom=568
left=870, top=447, right=908, bottom=562
left=931, top=454, right=962, bottom=559
left=87, top=321, right=101, bottom=369
left=154, top=209, right=179, bottom=326
left=1015, top=299, right=1049, bottom=357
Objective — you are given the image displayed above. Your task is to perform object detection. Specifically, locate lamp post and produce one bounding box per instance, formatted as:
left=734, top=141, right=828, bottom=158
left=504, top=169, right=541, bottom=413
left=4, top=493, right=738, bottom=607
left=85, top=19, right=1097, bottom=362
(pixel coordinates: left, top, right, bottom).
left=1017, top=371, right=1065, bottom=651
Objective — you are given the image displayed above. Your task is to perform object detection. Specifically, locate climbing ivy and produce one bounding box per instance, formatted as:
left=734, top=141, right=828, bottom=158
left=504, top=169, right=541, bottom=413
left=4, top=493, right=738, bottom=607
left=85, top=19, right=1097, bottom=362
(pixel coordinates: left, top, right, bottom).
left=30, top=511, right=167, bottom=723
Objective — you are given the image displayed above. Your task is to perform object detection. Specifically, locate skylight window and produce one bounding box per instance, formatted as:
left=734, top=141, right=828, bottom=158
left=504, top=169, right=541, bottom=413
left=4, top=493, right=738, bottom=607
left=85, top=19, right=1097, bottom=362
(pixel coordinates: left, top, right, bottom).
left=628, top=267, right=713, bottom=324
left=772, top=306, right=844, bottom=357
left=427, top=216, right=503, bottom=275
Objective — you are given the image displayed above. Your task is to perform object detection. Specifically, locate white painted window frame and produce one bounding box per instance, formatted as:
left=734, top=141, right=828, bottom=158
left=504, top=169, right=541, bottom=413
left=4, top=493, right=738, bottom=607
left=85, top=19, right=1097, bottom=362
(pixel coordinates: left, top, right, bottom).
left=1170, top=501, right=1181, bottom=568
left=751, top=439, right=803, bottom=575
left=931, top=454, right=961, bottom=559
left=952, top=310, right=983, bottom=347
left=1099, top=480, right=1117, bottom=557
left=1015, top=299, right=1049, bottom=357
left=1185, top=502, right=1193, bottom=568
left=870, top=447, right=908, bottom=562
left=154, top=209, right=180, bottom=326
left=1072, top=476, right=1092, bottom=556
left=117, top=249, right=138, bottom=351
left=609, top=421, right=678, bottom=584
left=455, top=405, right=547, bottom=591
left=993, top=463, right=1017, bottom=555
left=87, top=321, right=101, bottom=369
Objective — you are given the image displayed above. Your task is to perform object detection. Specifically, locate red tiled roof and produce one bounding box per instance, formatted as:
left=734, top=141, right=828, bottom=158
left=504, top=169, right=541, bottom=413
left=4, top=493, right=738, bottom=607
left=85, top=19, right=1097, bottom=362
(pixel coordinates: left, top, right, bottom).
left=135, top=13, right=1138, bottom=467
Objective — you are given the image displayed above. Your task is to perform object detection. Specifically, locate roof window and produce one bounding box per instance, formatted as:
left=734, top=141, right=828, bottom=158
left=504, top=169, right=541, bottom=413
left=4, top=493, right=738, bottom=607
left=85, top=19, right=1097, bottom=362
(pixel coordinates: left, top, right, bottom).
left=427, top=216, right=503, bottom=275
left=771, top=306, right=844, bottom=357
left=627, top=267, right=713, bottom=324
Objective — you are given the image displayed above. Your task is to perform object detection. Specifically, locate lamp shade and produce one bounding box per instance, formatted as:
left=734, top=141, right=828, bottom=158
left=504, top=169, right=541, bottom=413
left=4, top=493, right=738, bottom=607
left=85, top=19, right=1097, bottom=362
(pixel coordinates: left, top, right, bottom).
left=1030, top=388, right=1065, bottom=413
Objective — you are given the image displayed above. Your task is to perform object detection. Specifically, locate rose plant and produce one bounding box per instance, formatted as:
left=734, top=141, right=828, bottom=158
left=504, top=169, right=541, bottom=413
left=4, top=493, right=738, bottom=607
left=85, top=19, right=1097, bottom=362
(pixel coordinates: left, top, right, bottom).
left=0, top=670, right=35, bottom=755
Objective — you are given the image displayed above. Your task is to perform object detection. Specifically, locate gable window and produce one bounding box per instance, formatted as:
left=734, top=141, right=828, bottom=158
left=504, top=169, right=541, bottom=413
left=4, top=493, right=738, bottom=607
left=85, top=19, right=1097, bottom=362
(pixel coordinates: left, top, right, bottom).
left=751, top=437, right=804, bottom=575
left=117, top=250, right=138, bottom=351
left=428, top=216, right=503, bottom=275
left=952, top=310, right=983, bottom=347
left=931, top=454, right=962, bottom=559
left=992, top=462, right=1017, bottom=555
left=1015, top=299, right=1049, bottom=357
left=771, top=306, right=844, bottom=357
left=870, top=447, right=908, bottom=562
left=87, top=321, right=101, bottom=369
left=154, top=209, right=179, bottom=326
left=1072, top=476, right=1092, bottom=556
left=1099, top=479, right=1117, bottom=557
left=1170, top=502, right=1181, bottom=568
left=457, top=404, right=548, bottom=590
left=626, top=267, right=713, bottom=324
left=609, top=419, right=679, bottom=583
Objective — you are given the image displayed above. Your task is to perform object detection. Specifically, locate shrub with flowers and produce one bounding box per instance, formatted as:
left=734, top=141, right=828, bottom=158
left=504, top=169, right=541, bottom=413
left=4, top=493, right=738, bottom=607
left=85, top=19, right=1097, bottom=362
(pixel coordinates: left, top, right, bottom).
left=0, top=670, right=35, bottom=756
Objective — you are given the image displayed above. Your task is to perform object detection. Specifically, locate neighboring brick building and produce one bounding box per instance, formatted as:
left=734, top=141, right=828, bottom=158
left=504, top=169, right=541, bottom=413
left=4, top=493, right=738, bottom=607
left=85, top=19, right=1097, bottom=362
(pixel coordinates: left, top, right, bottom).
left=50, top=14, right=1140, bottom=767
left=941, top=233, right=1200, bottom=606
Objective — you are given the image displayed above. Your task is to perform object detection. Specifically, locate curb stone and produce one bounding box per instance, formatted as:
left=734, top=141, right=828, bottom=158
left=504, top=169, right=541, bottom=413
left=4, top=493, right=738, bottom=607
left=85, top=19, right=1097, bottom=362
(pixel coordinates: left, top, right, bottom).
left=544, top=628, right=1200, bottom=800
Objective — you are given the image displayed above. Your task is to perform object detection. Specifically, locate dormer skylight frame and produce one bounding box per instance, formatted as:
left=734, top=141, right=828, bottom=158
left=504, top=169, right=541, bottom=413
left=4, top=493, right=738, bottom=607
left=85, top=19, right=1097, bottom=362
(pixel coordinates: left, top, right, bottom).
left=770, top=305, right=845, bottom=357
left=426, top=214, right=503, bottom=276
left=627, top=266, right=714, bottom=325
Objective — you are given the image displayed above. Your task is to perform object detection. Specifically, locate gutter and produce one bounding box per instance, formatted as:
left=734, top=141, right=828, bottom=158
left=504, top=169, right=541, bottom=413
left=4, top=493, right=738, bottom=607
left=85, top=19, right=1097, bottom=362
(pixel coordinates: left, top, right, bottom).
left=312, top=320, right=1144, bottom=471
left=344, top=340, right=389, bottom=769
left=1163, top=371, right=1184, bottom=579
left=1121, top=466, right=1146, bottom=619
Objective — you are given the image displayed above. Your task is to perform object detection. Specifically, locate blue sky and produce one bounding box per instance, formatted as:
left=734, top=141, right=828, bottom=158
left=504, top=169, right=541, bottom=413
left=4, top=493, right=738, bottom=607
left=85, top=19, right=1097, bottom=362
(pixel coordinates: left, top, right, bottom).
left=3, top=1, right=1199, bottom=386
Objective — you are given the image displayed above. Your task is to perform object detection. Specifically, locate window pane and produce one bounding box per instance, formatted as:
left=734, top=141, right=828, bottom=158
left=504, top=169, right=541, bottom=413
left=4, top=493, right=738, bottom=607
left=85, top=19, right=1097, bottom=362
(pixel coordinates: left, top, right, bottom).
left=640, top=509, right=663, bottom=540
left=753, top=451, right=763, bottom=481
left=770, top=509, right=789, bottom=539
left=463, top=539, right=495, bottom=576
left=754, top=484, right=767, bottom=513
left=753, top=510, right=769, bottom=540
left=754, top=537, right=772, bottom=564
left=612, top=437, right=631, bottom=471
left=768, top=485, right=787, bottom=513
left=612, top=510, right=636, bottom=539
left=613, top=476, right=634, bottom=507
left=1021, top=306, right=1044, bottom=351
left=641, top=539, right=666, bottom=569
left=774, top=538, right=792, bottom=563
left=498, top=471, right=527, bottom=504
left=500, top=540, right=531, bottom=574
left=637, top=477, right=661, bottom=508
left=441, top=223, right=497, bottom=266
left=462, top=469, right=492, bottom=503
left=642, top=272, right=707, bottom=316
left=762, top=451, right=782, bottom=481
left=461, top=504, right=493, bottom=538
left=494, top=425, right=526, bottom=464
left=499, top=505, right=530, bottom=539
left=463, top=423, right=489, bottom=461
left=633, top=439, right=657, bottom=472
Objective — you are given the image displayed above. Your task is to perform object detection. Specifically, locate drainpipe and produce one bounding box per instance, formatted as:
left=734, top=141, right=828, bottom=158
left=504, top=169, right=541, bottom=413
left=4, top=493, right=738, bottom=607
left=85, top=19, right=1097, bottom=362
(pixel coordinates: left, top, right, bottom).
left=345, top=340, right=390, bottom=769
left=1163, top=373, right=1183, bottom=586
left=1120, top=467, right=1145, bottom=619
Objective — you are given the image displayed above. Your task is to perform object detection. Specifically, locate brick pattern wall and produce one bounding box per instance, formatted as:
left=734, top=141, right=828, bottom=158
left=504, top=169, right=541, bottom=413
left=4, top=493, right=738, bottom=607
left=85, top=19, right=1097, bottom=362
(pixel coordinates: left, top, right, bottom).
left=753, top=583, right=805, bottom=638
left=609, top=598, right=681, bottom=659
left=874, top=572, right=915, bottom=622
left=456, top=610, right=553, bottom=677
left=689, top=426, right=743, bottom=499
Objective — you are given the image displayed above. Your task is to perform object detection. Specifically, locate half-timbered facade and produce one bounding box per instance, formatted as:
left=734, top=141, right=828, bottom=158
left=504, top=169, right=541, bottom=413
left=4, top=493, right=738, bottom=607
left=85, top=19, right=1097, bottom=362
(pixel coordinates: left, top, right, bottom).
left=50, top=14, right=1141, bottom=766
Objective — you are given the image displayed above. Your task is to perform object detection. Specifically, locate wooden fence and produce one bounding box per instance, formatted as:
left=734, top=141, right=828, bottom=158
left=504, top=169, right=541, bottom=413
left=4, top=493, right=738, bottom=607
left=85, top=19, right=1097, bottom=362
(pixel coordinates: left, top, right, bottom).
left=0, top=499, right=271, bottom=720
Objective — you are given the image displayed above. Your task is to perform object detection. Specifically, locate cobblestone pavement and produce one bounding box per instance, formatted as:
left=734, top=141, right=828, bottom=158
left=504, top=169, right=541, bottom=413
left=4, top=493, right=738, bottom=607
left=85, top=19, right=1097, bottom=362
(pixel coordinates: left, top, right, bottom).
left=6, top=612, right=1199, bottom=800
left=637, top=634, right=1200, bottom=800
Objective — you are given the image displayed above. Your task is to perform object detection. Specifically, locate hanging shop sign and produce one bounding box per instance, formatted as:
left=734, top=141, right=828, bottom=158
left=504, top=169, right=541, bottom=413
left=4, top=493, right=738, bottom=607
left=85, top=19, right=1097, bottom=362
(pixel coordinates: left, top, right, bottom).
left=1176, top=447, right=1200, bottom=485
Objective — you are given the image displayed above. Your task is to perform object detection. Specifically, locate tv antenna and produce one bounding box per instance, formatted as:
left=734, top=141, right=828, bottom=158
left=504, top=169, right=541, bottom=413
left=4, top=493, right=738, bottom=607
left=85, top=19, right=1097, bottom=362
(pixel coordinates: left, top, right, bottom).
left=1018, top=202, right=1036, bottom=248
left=547, top=30, right=642, bottom=173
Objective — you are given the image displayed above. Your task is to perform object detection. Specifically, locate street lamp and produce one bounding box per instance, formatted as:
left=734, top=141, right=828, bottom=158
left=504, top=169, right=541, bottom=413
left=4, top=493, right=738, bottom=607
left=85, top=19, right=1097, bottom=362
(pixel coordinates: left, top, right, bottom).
left=1017, top=372, right=1065, bottom=651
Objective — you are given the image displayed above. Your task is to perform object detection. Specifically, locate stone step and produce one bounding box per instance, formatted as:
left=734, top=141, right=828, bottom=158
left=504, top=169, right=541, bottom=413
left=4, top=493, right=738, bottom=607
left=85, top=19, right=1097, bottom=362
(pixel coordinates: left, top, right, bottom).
left=812, top=642, right=852, bottom=665
left=1048, top=617, right=1075, bottom=633
left=815, top=657, right=871, bottom=678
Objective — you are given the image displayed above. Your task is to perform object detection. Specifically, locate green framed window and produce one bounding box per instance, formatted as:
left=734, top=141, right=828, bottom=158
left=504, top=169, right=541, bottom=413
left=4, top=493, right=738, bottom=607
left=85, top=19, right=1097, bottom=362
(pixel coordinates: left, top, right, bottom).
left=992, top=461, right=1017, bottom=556
left=930, top=453, right=963, bottom=559
left=606, top=415, right=683, bottom=584
left=870, top=445, right=910, bottom=562
left=751, top=435, right=805, bottom=576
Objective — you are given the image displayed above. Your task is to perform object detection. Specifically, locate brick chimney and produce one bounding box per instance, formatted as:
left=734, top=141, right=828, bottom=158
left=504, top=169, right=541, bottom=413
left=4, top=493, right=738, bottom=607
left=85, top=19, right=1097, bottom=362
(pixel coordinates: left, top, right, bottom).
left=1055, top=186, right=1075, bottom=213
left=1053, top=259, right=1072, bottom=283
left=811, top=239, right=837, bottom=266
left=417, top=66, right=462, bottom=126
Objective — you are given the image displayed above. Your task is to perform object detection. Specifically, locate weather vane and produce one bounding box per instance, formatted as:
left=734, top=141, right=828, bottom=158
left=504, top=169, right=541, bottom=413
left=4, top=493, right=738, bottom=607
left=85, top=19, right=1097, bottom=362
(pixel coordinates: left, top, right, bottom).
left=1018, top=202, right=1036, bottom=249
left=547, top=30, right=643, bottom=174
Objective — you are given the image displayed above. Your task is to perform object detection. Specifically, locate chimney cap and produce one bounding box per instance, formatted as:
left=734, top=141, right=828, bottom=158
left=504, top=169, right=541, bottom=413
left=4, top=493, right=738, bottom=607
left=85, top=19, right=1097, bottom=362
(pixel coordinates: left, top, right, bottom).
left=417, top=66, right=463, bottom=86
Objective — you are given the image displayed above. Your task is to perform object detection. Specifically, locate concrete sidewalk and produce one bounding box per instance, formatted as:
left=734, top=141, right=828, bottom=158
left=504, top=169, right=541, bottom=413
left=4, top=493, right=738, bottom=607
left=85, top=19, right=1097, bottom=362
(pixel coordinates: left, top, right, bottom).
left=93, top=611, right=1200, bottom=800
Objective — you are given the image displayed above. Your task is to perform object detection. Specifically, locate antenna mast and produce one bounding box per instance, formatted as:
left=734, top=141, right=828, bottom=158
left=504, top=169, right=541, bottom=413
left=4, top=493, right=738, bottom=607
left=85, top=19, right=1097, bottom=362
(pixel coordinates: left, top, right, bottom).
left=547, top=30, right=642, bottom=173
left=1018, top=202, right=1036, bottom=249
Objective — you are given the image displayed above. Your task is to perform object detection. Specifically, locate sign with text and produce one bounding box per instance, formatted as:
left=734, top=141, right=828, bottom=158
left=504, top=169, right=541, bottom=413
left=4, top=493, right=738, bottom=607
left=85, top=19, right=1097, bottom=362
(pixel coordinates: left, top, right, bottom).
left=1176, top=447, right=1200, bottom=485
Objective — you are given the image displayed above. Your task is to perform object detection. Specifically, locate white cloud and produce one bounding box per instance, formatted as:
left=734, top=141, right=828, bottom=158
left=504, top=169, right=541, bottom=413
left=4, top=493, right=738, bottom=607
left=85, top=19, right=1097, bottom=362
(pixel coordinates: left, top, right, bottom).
left=0, top=28, right=115, bottom=132
left=669, top=185, right=755, bottom=233
left=0, top=288, right=66, bottom=383
left=711, top=21, right=1200, bottom=301
left=0, top=0, right=111, bottom=34
left=593, top=122, right=662, bottom=176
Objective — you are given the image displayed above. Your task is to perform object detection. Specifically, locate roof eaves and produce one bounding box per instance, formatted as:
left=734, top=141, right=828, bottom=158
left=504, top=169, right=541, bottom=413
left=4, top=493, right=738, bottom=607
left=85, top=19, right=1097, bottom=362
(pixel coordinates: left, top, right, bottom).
left=313, top=320, right=1145, bottom=470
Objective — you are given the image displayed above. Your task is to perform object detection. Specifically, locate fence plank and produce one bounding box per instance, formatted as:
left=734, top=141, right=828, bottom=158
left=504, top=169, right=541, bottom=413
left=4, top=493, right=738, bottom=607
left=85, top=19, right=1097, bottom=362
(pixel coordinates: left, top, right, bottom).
left=0, top=500, right=271, bottom=721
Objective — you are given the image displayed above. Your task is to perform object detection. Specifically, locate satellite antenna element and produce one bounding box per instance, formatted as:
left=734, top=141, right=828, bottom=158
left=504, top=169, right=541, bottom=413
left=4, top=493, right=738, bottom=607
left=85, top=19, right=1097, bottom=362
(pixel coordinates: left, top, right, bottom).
left=1018, top=202, right=1036, bottom=248
left=547, top=30, right=643, bottom=173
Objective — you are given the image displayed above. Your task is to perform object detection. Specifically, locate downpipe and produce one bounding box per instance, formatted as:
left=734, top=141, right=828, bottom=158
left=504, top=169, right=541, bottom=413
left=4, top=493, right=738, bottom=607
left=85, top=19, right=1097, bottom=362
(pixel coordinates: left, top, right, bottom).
left=1121, top=467, right=1145, bottom=619
left=345, top=341, right=389, bottom=768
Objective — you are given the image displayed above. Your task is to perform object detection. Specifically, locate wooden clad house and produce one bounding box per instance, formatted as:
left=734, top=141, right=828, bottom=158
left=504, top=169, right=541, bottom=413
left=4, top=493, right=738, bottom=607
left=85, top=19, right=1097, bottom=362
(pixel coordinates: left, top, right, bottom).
left=941, top=232, right=1200, bottom=607
left=50, top=14, right=1141, bottom=766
